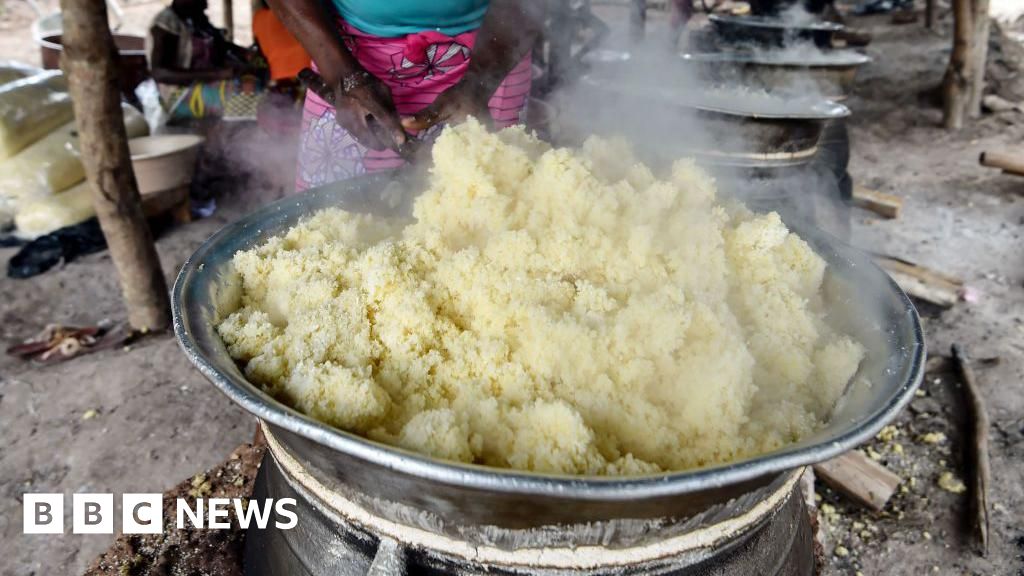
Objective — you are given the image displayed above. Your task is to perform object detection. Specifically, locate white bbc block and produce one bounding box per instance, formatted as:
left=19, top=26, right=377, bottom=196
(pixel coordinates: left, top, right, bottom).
left=73, top=493, right=114, bottom=534
left=122, top=494, right=164, bottom=534
left=23, top=494, right=64, bottom=534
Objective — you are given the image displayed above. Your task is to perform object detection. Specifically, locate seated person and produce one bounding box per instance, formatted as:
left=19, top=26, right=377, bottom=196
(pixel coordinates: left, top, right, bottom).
left=146, top=0, right=266, bottom=124
left=252, top=0, right=310, bottom=135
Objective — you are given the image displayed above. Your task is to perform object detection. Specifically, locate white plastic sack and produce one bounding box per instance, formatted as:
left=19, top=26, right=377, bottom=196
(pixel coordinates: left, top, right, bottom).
left=0, top=103, right=150, bottom=201
left=0, top=61, right=42, bottom=87
left=0, top=71, right=73, bottom=160
left=14, top=182, right=95, bottom=238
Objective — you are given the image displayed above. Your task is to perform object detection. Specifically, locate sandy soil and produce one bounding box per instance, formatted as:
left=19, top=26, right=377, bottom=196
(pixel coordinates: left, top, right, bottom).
left=822, top=12, right=1024, bottom=576
left=0, top=2, right=1022, bottom=576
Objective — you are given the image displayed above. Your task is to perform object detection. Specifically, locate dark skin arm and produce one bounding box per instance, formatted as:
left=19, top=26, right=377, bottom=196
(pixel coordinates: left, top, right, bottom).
left=402, top=0, right=547, bottom=132
left=149, top=27, right=234, bottom=84
left=264, top=0, right=407, bottom=151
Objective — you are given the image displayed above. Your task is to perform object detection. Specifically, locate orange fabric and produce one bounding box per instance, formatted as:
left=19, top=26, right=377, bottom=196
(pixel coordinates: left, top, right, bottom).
left=253, top=8, right=311, bottom=81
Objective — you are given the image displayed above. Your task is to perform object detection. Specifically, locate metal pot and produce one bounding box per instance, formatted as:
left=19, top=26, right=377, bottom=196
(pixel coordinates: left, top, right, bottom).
left=708, top=15, right=844, bottom=49
left=173, top=173, right=924, bottom=534
left=571, top=75, right=850, bottom=167
left=680, top=50, right=871, bottom=101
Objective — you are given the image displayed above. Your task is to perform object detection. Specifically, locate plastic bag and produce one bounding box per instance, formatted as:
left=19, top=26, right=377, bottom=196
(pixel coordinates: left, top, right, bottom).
left=134, top=79, right=168, bottom=135
left=14, top=182, right=96, bottom=239
left=7, top=218, right=107, bottom=279
left=0, top=61, right=42, bottom=87
left=0, top=71, right=74, bottom=160
left=0, top=103, right=150, bottom=203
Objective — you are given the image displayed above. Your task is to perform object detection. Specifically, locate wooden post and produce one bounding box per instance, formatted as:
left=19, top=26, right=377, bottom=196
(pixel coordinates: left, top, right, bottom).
left=222, top=0, right=234, bottom=41
left=59, top=0, right=171, bottom=332
left=630, top=0, right=646, bottom=44
left=942, top=0, right=973, bottom=129
left=925, top=0, right=936, bottom=29
left=967, top=0, right=990, bottom=117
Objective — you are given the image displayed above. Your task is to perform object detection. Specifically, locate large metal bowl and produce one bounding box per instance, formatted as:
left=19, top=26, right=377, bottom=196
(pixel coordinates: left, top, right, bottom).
left=173, top=173, right=923, bottom=533
left=572, top=75, right=850, bottom=167
left=681, top=50, right=872, bottom=101
left=709, top=14, right=844, bottom=48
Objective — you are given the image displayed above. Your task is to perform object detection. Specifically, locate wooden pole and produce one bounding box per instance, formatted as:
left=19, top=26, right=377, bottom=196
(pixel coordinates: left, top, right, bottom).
left=979, top=150, right=1024, bottom=176
left=943, top=0, right=973, bottom=129
left=222, top=0, right=234, bottom=41
left=967, top=0, right=991, bottom=117
left=925, top=0, right=936, bottom=29
left=59, top=0, right=171, bottom=332
left=630, top=0, right=647, bottom=44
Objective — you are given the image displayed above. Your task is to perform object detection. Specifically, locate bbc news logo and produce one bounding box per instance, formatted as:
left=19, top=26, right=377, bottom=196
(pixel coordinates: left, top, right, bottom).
left=24, top=494, right=297, bottom=534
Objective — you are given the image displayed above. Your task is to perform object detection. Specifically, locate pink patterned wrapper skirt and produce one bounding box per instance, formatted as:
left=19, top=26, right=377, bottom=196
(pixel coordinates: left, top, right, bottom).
left=295, top=21, right=533, bottom=191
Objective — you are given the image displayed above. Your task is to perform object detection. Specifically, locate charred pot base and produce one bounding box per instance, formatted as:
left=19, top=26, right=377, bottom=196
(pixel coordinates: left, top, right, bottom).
left=245, top=430, right=815, bottom=576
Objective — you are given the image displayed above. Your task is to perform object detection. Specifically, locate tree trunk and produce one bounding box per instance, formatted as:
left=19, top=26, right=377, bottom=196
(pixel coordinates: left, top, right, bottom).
left=222, top=0, right=234, bottom=41
left=967, top=0, right=991, bottom=117
left=943, top=0, right=973, bottom=129
left=630, top=0, right=646, bottom=43
left=59, top=0, right=171, bottom=331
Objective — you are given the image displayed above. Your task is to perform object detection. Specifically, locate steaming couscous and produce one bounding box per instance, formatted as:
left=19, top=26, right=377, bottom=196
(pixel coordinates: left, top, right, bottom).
left=217, top=119, right=864, bottom=475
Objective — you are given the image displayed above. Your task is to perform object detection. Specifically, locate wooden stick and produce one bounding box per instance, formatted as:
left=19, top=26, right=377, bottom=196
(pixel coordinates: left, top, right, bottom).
left=951, top=344, right=990, bottom=555
left=979, top=150, right=1024, bottom=177
left=875, top=256, right=963, bottom=308
left=943, top=0, right=973, bottom=129
left=852, top=185, right=903, bottom=219
left=813, top=451, right=901, bottom=511
left=60, top=0, right=171, bottom=332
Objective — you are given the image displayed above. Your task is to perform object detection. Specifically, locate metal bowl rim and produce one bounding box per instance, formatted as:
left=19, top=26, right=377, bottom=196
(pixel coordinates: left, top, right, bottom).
left=172, top=187, right=925, bottom=501
left=680, top=50, right=872, bottom=68
left=578, top=75, right=851, bottom=120
left=708, top=14, right=846, bottom=32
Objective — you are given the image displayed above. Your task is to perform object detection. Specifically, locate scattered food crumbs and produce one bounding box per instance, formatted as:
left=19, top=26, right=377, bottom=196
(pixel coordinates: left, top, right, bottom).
left=876, top=425, right=900, bottom=442
left=853, top=521, right=865, bottom=531
left=82, top=409, right=98, bottom=420
left=939, top=459, right=947, bottom=467
left=923, top=531, right=932, bottom=541
left=937, top=471, right=966, bottom=494
left=914, top=389, right=926, bottom=397
left=835, top=545, right=850, bottom=557
left=892, top=442, right=904, bottom=454
left=866, top=447, right=883, bottom=461
left=189, top=473, right=213, bottom=498
left=920, top=432, right=947, bottom=445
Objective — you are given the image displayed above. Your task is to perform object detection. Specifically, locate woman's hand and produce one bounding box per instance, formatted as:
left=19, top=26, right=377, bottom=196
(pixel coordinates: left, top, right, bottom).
left=332, top=71, right=408, bottom=152
left=401, top=0, right=546, bottom=133
left=400, top=81, right=492, bottom=132
left=264, top=0, right=407, bottom=151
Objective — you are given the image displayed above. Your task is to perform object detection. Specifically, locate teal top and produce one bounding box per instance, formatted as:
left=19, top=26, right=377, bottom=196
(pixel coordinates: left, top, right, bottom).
left=331, top=0, right=491, bottom=37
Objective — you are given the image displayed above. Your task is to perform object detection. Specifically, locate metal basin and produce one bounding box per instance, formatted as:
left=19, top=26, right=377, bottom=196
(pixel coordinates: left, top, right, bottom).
left=573, top=75, right=850, bottom=167
left=681, top=50, right=871, bottom=100
left=173, top=173, right=924, bottom=532
left=709, top=14, right=844, bottom=48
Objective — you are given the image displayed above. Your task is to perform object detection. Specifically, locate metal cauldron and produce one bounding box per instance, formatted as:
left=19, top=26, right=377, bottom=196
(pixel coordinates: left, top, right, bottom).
left=174, top=172, right=923, bottom=537
left=570, top=73, right=850, bottom=168
left=680, top=50, right=871, bottom=101
left=708, top=14, right=844, bottom=48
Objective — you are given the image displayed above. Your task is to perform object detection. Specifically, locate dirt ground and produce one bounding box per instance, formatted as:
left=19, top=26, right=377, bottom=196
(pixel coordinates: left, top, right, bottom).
left=0, top=1, right=1022, bottom=575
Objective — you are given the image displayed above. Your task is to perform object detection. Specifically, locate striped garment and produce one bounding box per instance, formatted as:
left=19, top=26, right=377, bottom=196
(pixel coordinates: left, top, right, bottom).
left=295, top=21, right=532, bottom=191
